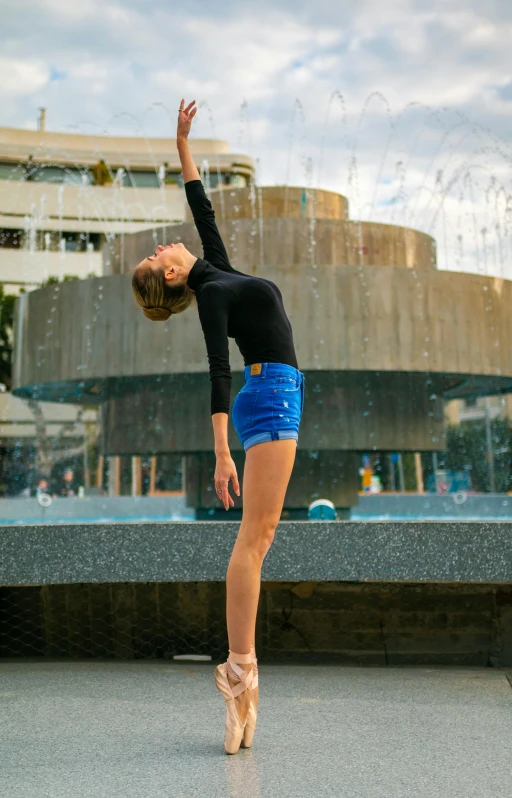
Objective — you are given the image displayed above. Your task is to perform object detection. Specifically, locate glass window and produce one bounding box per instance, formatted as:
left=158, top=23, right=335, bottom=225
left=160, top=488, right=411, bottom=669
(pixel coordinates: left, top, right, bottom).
left=123, top=170, right=160, bottom=188
left=0, top=228, right=23, bottom=248
left=29, top=165, right=93, bottom=185
left=208, top=172, right=231, bottom=189
left=229, top=173, right=248, bottom=188
left=164, top=172, right=184, bottom=187
left=0, top=162, right=26, bottom=180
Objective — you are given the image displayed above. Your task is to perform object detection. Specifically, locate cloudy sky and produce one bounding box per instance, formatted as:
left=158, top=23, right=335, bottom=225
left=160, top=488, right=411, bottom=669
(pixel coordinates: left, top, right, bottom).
left=1, top=0, right=511, bottom=275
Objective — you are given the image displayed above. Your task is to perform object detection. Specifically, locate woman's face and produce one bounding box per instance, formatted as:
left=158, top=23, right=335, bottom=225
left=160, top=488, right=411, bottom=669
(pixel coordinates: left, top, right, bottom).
left=135, top=242, right=193, bottom=294
left=138, top=243, right=188, bottom=285
left=146, top=243, right=184, bottom=268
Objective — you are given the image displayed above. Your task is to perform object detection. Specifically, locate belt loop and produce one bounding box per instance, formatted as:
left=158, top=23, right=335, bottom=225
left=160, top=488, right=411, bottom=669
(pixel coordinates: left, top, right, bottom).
left=261, top=362, right=268, bottom=378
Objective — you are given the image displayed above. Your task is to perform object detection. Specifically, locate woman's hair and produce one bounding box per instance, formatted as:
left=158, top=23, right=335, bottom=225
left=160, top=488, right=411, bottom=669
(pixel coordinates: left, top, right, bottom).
left=132, top=264, right=194, bottom=321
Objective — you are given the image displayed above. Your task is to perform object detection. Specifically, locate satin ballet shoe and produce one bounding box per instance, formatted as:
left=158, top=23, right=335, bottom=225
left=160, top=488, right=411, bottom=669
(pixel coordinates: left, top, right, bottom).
left=214, top=650, right=254, bottom=755
left=240, top=646, right=258, bottom=749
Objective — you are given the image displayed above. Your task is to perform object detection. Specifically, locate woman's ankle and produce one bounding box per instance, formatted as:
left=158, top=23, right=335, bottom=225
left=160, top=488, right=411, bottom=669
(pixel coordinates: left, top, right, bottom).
left=228, top=649, right=252, bottom=665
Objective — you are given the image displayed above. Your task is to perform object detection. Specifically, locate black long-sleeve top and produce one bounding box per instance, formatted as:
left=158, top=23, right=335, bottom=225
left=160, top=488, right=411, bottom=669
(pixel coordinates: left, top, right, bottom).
left=185, top=179, right=298, bottom=415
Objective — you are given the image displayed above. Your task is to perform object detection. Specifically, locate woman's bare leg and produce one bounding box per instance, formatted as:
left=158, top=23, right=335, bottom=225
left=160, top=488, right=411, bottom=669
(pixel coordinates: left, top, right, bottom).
left=225, top=439, right=297, bottom=719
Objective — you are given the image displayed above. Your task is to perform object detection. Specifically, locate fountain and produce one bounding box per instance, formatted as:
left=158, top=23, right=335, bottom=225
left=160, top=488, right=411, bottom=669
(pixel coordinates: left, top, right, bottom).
left=8, top=93, right=512, bottom=517
left=2, top=96, right=512, bottom=667
left=3, top=95, right=512, bottom=516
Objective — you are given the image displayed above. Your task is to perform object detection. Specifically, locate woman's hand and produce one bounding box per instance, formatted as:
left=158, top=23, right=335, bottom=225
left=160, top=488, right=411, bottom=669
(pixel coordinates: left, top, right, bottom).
left=214, top=452, right=240, bottom=511
left=177, top=99, right=197, bottom=141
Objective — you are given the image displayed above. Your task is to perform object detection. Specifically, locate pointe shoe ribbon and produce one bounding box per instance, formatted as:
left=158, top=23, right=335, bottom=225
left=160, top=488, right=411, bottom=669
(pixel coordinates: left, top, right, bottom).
left=226, top=659, right=254, bottom=696
left=241, top=650, right=258, bottom=749
left=250, top=652, right=258, bottom=688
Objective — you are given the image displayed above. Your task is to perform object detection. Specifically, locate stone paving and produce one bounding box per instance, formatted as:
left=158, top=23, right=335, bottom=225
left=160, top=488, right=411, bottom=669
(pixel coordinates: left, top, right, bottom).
left=1, top=661, right=511, bottom=798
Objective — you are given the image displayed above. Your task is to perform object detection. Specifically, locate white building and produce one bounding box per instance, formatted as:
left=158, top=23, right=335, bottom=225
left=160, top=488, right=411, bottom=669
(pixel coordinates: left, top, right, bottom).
left=0, top=123, right=254, bottom=294
left=0, top=123, right=254, bottom=493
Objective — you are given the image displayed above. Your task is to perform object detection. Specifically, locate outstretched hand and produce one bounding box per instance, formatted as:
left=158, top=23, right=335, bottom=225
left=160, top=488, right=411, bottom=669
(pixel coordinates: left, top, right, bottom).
left=177, top=99, right=197, bottom=140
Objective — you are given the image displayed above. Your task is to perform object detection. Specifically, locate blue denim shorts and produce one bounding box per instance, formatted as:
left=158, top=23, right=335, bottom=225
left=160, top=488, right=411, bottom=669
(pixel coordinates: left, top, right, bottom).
left=232, top=362, right=305, bottom=451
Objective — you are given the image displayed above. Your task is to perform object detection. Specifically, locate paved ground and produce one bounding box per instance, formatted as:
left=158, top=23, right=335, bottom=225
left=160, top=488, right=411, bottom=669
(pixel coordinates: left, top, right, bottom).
left=1, top=661, right=511, bottom=798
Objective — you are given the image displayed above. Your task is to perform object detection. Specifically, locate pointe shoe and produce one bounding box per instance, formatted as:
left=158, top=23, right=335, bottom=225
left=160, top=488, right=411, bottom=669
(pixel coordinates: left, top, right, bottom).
left=240, top=647, right=258, bottom=749
left=214, top=650, right=254, bottom=755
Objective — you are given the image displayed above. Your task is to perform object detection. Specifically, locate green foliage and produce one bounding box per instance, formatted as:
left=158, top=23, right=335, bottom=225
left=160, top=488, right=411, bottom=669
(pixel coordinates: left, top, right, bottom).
left=371, top=415, right=512, bottom=494
left=445, top=418, right=512, bottom=492
left=0, top=284, right=16, bottom=390
left=40, top=274, right=81, bottom=288
left=0, top=276, right=83, bottom=389
left=401, top=452, right=417, bottom=490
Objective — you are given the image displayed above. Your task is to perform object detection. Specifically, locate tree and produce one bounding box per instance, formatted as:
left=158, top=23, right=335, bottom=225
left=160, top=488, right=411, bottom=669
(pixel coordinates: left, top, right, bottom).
left=0, top=277, right=81, bottom=391
left=0, top=284, right=16, bottom=390
left=27, top=399, right=86, bottom=478
left=40, top=274, right=80, bottom=288
left=445, top=417, right=512, bottom=493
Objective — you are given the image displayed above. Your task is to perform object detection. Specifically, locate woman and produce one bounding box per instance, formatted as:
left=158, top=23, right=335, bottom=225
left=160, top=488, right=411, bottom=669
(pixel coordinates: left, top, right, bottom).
left=132, top=99, right=305, bottom=754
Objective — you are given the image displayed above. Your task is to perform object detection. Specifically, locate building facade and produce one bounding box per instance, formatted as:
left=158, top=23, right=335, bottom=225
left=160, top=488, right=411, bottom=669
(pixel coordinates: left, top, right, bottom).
left=0, top=126, right=254, bottom=293
left=0, top=125, right=254, bottom=495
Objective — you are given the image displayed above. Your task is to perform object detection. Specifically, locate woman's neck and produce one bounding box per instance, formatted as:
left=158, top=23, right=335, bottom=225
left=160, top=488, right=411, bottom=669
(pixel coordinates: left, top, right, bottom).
left=181, top=249, right=199, bottom=276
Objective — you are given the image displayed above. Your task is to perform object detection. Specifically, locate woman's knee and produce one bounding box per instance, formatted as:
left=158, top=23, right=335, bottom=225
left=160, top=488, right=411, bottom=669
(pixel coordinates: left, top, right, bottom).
left=238, top=518, right=277, bottom=557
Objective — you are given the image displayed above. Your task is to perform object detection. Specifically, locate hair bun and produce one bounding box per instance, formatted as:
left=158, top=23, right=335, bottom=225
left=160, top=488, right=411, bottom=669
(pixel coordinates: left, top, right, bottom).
left=143, top=306, right=171, bottom=321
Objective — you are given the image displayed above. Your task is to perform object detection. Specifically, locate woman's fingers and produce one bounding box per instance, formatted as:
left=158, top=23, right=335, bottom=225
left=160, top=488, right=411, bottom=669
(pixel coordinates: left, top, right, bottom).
left=232, top=470, right=240, bottom=496
left=223, top=487, right=233, bottom=511
left=178, top=99, right=196, bottom=117
left=217, top=481, right=228, bottom=510
left=216, top=480, right=236, bottom=510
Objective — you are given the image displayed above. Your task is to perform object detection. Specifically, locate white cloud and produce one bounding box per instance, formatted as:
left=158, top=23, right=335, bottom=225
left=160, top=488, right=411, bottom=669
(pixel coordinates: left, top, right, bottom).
left=0, top=0, right=511, bottom=275
left=0, top=57, right=49, bottom=98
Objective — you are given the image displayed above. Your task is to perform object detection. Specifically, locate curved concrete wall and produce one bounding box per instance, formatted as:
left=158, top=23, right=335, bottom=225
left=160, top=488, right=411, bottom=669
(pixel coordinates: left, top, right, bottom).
left=98, top=371, right=445, bottom=453
left=113, top=218, right=436, bottom=275
left=12, top=266, right=512, bottom=400
left=187, top=186, right=350, bottom=222
left=194, top=186, right=436, bottom=269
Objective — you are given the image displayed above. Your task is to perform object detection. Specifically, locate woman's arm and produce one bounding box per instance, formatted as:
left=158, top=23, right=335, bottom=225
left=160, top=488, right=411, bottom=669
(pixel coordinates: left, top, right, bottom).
left=177, top=99, right=238, bottom=273
left=212, top=413, right=240, bottom=511
left=176, top=100, right=201, bottom=182
left=197, top=282, right=240, bottom=510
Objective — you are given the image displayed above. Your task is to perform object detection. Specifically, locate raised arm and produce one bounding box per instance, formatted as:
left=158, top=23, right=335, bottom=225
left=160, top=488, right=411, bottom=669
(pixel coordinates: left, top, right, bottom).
left=177, top=99, right=237, bottom=273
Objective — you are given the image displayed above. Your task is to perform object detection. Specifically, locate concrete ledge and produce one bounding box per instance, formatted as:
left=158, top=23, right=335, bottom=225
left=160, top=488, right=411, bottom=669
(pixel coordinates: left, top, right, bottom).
left=1, top=521, right=511, bottom=586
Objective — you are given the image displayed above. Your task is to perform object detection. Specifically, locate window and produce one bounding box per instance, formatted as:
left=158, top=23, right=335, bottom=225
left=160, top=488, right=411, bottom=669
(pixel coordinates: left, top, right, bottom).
left=164, top=172, right=184, bottom=187
left=29, top=165, right=93, bottom=185
left=228, top=173, right=248, bottom=188
left=60, top=232, right=101, bottom=252
left=0, top=228, right=101, bottom=252
left=0, top=163, right=25, bottom=180
left=122, top=170, right=160, bottom=188
left=0, top=229, right=23, bottom=248
left=0, top=162, right=93, bottom=184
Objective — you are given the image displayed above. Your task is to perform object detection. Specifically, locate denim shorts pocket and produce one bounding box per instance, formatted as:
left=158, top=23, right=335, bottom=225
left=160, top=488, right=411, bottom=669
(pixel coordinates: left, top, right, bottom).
left=232, top=389, right=259, bottom=431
